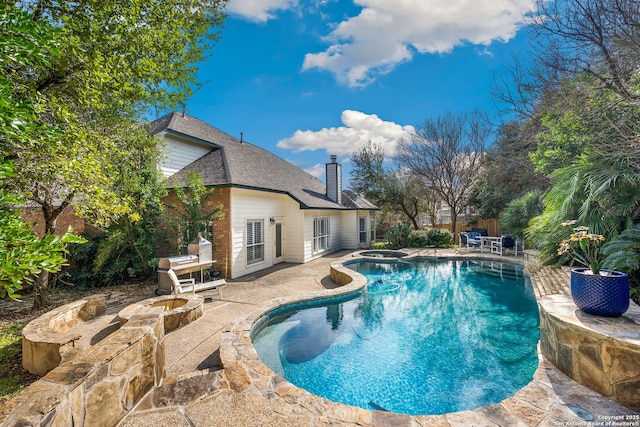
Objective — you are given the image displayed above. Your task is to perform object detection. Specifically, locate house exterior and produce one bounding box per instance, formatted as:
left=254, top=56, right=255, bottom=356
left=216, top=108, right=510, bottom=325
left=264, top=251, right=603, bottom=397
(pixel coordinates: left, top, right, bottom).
left=149, top=112, right=378, bottom=279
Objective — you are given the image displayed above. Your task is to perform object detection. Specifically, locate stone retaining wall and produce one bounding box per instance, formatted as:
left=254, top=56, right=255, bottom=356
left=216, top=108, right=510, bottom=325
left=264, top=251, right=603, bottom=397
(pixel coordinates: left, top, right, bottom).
left=539, top=294, right=640, bottom=411
left=22, top=294, right=106, bottom=376
left=3, top=310, right=165, bottom=427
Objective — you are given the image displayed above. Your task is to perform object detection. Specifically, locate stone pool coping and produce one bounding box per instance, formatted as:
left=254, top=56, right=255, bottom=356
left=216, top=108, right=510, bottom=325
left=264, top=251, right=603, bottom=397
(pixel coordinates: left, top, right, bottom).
left=219, top=251, right=640, bottom=425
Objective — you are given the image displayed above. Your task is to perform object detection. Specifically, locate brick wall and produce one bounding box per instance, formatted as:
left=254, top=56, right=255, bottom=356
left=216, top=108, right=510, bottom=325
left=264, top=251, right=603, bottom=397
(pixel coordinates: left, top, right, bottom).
left=162, top=187, right=232, bottom=279
left=20, top=205, right=86, bottom=237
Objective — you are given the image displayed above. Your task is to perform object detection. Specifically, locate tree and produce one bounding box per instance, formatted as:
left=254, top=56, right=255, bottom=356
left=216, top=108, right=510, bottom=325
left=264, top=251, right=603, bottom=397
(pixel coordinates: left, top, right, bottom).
left=468, top=121, right=548, bottom=218
left=349, top=142, right=437, bottom=230
left=2, top=1, right=227, bottom=308
left=492, top=0, right=640, bottom=272
left=0, top=161, right=85, bottom=299
left=526, top=78, right=640, bottom=263
left=396, top=111, right=491, bottom=233
left=0, top=5, right=86, bottom=300
left=529, top=0, right=640, bottom=102
left=171, top=172, right=224, bottom=251
left=496, top=0, right=640, bottom=119
left=88, top=129, right=169, bottom=286
left=5, top=0, right=227, bottom=234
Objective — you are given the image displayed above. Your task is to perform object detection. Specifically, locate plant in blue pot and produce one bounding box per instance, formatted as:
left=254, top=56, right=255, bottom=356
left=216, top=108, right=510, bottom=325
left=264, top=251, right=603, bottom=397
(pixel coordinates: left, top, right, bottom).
left=558, top=220, right=630, bottom=317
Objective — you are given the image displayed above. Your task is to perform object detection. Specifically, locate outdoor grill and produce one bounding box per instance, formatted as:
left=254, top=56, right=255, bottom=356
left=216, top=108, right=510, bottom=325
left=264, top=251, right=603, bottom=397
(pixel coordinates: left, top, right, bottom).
left=156, top=235, right=214, bottom=295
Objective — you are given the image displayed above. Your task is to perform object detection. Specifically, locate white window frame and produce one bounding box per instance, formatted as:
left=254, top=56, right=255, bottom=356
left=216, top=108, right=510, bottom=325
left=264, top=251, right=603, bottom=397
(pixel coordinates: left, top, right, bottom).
left=359, top=216, right=368, bottom=245
left=246, top=219, right=264, bottom=265
left=313, top=217, right=330, bottom=253
left=370, top=216, right=376, bottom=242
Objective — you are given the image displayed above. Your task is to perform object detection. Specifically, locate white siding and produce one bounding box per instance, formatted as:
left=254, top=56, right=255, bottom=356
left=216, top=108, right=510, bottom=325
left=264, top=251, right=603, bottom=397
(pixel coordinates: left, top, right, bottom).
left=340, top=211, right=358, bottom=249
left=338, top=210, right=374, bottom=249
left=159, top=133, right=213, bottom=177
left=229, top=188, right=303, bottom=279
left=227, top=188, right=376, bottom=278
left=302, top=210, right=344, bottom=263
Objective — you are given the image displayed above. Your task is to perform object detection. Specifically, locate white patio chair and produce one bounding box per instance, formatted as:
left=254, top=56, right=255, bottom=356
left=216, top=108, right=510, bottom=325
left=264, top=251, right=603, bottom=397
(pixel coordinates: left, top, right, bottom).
left=491, top=234, right=517, bottom=256
left=167, top=269, right=196, bottom=294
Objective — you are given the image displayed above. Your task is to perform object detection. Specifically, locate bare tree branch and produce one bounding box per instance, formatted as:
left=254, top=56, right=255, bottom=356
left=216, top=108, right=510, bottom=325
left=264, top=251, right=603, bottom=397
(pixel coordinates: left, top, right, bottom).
left=395, top=111, right=491, bottom=233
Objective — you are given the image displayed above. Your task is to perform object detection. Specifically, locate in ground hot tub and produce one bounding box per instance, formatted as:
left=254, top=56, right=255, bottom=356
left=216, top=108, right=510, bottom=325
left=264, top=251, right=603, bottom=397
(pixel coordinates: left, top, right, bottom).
left=118, top=294, right=204, bottom=332
left=358, top=250, right=408, bottom=258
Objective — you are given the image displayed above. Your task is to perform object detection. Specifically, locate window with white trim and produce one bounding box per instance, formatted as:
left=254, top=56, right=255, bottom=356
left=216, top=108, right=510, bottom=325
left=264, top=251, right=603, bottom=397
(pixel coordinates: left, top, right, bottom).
left=370, top=217, right=375, bottom=242
left=246, top=220, right=264, bottom=265
left=359, top=217, right=367, bottom=245
left=313, top=217, right=330, bottom=253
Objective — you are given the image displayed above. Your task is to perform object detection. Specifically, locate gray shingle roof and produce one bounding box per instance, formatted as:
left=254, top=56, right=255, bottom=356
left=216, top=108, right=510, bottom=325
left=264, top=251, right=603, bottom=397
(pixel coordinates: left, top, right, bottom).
left=150, top=112, right=377, bottom=210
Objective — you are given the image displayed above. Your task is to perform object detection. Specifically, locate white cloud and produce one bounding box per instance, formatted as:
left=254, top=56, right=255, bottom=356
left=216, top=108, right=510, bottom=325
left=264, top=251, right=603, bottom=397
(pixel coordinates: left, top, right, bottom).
left=302, top=0, right=536, bottom=87
left=304, top=164, right=326, bottom=178
left=226, top=0, right=297, bottom=22
left=277, top=110, right=414, bottom=157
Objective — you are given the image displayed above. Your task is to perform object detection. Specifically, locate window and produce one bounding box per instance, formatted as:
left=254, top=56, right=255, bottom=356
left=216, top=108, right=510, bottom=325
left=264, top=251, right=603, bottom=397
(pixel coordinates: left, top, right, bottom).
left=359, top=217, right=367, bottom=245
left=370, top=217, right=375, bottom=242
left=313, top=217, right=330, bottom=253
left=247, top=220, right=264, bottom=265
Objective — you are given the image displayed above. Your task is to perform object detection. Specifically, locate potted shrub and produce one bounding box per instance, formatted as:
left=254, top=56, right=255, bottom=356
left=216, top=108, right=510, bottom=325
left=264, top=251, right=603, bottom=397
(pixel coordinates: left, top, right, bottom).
left=558, top=220, right=629, bottom=317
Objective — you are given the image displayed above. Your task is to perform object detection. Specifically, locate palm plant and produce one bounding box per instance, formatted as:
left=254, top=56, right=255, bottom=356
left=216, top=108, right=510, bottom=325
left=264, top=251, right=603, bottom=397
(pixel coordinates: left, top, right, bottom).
left=528, top=150, right=640, bottom=265
left=499, top=190, right=544, bottom=245
left=602, top=225, right=640, bottom=273
left=386, top=223, right=411, bottom=249
left=602, top=225, right=640, bottom=303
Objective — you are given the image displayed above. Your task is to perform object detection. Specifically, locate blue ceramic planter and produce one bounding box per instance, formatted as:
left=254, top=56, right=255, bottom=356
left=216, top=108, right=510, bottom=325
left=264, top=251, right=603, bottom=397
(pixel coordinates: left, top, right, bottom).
left=570, top=268, right=630, bottom=317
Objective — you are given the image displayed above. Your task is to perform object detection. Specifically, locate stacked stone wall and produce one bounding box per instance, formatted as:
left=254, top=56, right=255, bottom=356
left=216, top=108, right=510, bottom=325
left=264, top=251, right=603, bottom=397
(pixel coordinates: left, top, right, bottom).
left=22, top=295, right=106, bottom=376
left=539, top=294, right=640, bottom=411
left=3, top=311, right=165, bottom=427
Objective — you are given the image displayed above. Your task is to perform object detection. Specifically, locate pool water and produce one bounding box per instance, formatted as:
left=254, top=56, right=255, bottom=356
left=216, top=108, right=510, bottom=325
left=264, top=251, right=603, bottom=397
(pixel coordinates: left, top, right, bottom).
left=251, top=258, right=540, bottom=415
left=359, top=250, right=408, bottom=258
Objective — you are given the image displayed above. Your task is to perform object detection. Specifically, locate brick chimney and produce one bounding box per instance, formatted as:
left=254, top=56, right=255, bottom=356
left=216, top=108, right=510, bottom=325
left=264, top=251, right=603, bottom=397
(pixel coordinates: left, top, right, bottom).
left=325, top=155, right=342, bottom=205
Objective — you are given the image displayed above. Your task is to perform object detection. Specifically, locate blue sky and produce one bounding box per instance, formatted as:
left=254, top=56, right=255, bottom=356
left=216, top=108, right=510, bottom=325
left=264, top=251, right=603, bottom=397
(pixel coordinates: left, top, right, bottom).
left=183, top=0, right=537, bottom=183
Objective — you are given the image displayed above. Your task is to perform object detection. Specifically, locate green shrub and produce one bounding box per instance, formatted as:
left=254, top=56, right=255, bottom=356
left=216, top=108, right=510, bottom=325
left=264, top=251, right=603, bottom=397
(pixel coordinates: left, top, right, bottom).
left=371, top=241, right=388, bottom=250
left=61, top=233, right=103, bottom=289
left=602, top=225, right=640, bottom=304
left=426, top=228, right=453, bottom=247
left=386, top=223, right=411, bottom=249
left=406, top=228, right=453, bottom=247
left=63, top=206, right=166, bottom=289
left=500, top=190, right=544, bottom=245
left=406, top=229, right=429, bottom=247
left=602, top=225, right=640, bottom=273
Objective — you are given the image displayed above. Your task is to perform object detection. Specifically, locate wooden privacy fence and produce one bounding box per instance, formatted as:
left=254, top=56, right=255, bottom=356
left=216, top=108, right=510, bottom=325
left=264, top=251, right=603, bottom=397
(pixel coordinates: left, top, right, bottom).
left=432, top=219, right=501, bottom=244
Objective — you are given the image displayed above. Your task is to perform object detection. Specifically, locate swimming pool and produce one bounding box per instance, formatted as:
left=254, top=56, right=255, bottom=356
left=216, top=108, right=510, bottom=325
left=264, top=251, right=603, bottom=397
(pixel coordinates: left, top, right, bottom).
left=251, top=257, right=539, bottom=415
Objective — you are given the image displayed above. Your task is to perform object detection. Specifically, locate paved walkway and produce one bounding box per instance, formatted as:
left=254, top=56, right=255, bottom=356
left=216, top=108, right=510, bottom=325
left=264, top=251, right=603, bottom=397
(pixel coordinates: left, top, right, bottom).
left=111, top=249, right=640, bottom=426
left=160, top=251, right=343, bottom=383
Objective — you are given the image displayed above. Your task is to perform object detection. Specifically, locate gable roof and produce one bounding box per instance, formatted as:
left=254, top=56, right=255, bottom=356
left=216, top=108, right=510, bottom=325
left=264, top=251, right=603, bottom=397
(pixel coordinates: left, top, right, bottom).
left=150, top=112, right=377, bottom=210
